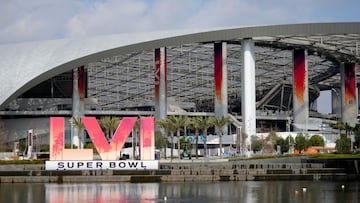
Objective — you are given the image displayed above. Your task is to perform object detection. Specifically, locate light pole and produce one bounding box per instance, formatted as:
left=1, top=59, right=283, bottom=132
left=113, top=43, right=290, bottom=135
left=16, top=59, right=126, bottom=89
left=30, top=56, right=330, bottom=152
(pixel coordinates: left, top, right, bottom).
left=236, top=126, right=242, bottom=156
left=319, top=124, right=327, bottom=152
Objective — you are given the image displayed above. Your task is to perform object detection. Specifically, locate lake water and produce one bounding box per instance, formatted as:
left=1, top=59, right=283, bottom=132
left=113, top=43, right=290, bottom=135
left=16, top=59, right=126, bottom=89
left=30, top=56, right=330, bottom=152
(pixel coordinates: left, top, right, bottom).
left=0, top=181, right=359, bottom=203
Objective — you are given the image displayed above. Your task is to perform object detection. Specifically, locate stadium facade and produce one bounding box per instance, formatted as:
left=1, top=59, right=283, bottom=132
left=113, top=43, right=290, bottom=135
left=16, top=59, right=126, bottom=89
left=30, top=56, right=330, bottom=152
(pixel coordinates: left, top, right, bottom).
left=0, top=22, right=360, bottom=153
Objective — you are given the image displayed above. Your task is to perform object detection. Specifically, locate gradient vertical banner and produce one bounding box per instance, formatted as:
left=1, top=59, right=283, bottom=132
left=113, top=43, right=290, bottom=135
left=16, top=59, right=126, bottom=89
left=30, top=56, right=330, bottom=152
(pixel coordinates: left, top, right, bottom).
left=154, top=47, right=167, bottom=120
left=214, top=42, right=223, bottom=103
left=292, top=49, right=309, bottom=130
left=214, top=42, right=228, bottom=135
left=155, top=48, right=161, bottom=105
left=342, top=62, right=357, bottom=125
left=293, top=49, right=306, bottom=105
left=140, top=117, right=155, bottom=160
left=78, top=66, right=85, bottom=99
left=344, top=63, right=356, bottom=105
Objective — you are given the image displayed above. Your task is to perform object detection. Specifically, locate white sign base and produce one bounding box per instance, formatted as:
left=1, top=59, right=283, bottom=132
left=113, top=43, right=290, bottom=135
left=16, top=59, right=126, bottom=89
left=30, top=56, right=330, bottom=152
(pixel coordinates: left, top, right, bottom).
left=46, top=160, right=159, bottom=170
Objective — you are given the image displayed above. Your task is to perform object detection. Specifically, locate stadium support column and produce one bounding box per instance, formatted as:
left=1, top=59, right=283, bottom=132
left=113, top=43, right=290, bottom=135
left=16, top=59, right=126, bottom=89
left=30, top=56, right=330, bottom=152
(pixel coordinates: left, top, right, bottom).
left=214, top=42, right=228, bottom=135
left=72, top=66, right=85, bottom=148
left=154, top=47, right=167, bottom=121
left=331, top=88, right=341, bottom=121
left=341, top=62, right=357, bottom=126
left=292, top=49, right=309, bottom=132
left=241, top=39, right=256, bottom=151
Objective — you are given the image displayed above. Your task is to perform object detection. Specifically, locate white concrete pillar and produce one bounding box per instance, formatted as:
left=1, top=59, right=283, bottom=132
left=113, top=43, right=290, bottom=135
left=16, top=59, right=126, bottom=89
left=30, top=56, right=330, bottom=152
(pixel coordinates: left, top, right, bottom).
left=72, top=66, right=85, bottom=148
left=154, top=47, right=167, bottom=120
left=241, top=39, right=256, bottom=148
left=214, top=42, right=228, bottom=135
left=292, top=49, right=309, bottom=132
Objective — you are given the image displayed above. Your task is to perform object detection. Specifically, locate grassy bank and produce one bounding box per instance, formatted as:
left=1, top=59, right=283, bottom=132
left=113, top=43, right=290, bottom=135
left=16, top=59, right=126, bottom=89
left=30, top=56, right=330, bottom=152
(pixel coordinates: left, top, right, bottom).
left=229, top=153, right=360, bottom=161
left=1, top=153, right=359, bottom=165
left=308, top=153, right=360, bottom=159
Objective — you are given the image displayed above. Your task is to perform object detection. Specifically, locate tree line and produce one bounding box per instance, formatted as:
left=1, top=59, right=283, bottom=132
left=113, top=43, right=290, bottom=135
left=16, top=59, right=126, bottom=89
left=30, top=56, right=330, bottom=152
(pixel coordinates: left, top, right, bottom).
left=70, top=115, right=233, bottom=160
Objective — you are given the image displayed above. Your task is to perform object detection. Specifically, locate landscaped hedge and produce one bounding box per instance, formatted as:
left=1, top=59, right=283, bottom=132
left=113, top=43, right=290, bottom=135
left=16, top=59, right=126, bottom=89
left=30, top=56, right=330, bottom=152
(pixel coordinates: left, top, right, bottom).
left=0, top=160, right=45, bottom=165
left=309, top=153, right=360, bottom=159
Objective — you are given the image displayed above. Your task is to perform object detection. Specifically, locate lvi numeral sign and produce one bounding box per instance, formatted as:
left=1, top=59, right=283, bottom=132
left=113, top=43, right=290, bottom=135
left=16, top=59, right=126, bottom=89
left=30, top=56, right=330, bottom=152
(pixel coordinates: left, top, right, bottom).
left=49, top=117, right=155, bottom=161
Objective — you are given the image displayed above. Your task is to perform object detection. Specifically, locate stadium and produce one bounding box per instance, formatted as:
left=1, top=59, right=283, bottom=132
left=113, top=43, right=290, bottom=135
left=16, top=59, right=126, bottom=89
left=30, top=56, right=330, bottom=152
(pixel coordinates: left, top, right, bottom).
left=0, top=22, right=359, bottom=156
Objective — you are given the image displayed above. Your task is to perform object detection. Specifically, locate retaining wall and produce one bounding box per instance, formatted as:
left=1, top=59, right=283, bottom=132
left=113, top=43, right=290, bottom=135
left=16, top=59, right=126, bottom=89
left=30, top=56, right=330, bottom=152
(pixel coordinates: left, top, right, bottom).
left=0, top=157, right=358, bottom=183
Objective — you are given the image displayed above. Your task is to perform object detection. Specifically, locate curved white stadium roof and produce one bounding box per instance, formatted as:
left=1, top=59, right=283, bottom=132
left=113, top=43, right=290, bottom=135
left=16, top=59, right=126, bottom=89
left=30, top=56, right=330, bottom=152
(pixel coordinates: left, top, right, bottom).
left=0, top=22, right=360, bottom=110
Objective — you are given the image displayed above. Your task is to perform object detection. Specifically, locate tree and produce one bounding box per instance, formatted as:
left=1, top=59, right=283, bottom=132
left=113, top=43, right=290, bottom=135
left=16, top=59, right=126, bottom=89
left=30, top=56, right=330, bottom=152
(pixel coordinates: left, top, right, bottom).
left=199, top=116, right=215, bottom=158
left=213, top=116, right=231, bottom=157
left=353, top=124, right=360, bottom=151
left=107, top=116, right=120, bottom=138
left=98, top=116, right=120, bottom=140
left=274, top=137, right=288, bottom=154
left=344, top=123, right=354, bottom=137
left=180, top=137, right=192, bottom=151
left=157, top=116, right=176, bottom=160
left=285, top=135, right=295, bottom=153
left=155, top=131, right=165, bottom=150
left=188, top=117, right=203, bottom=159
left=308, top=134, right=325, bottom=147
left=336, top=134, right=351, bottom=153
left=330, top=122, right=345, bottom=137
left=251, top=135, right=262, bottom=153
left=156, top=117, right=171, bottom=159
left=168, top=115, right=190, bottom=160
left=266, top=130, right=278, bottom=147
left=355, top=133, right=360, bottom=150
left=294, top=133, right=308, bottom=153
left=70, top=117, right=84, bottom=149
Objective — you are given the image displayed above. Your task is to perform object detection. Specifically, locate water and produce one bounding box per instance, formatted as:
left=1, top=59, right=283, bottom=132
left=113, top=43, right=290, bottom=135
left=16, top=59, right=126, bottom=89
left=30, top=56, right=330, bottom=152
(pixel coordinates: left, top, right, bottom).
left=0, top=181, right=359, bottom=203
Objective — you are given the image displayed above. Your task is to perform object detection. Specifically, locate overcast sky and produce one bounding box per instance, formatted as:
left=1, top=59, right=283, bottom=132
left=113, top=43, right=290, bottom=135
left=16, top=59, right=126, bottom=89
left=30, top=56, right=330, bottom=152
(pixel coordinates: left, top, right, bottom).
left=1, top=0, right=359, bottom=44
left=1, top=0, right=359, bottom=113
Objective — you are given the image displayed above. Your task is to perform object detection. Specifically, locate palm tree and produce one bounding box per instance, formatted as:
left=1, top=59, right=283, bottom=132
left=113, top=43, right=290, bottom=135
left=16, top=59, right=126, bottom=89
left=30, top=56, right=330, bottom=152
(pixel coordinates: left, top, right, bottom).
left=167, top=120, right=176, bottom=161
left=168, top=115, right=190, bottom=160
left=98, top=116, right=111, bottom=139
left=70, top=117, right=84, bottom=149
left=98, top=116, right=120, bottom=140
left=109, top=117, right=120, bottom=138
left=157, top=116, right=176, bottom=160
left=344, top=122, right=354, bottom=137
left=198, top=116, right=215, bottom=158
left=188, top=117, right=202, bottom=159
left=330, top=121, right=345, bottom=138
left=156, top=117, right=169, bottom=160
left=213, top=116, right=231, bottom=158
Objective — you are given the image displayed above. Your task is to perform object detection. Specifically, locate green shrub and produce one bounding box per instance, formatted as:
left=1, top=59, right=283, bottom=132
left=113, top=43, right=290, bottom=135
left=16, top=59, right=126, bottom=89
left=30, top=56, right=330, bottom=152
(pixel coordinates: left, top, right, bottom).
left=64, top=144, right=78, bottom=149
left=309, top=153, right=360, bottom=159
left=40, top=145, right=50, bottom=152
left=0, top=144, right=6, bottom=152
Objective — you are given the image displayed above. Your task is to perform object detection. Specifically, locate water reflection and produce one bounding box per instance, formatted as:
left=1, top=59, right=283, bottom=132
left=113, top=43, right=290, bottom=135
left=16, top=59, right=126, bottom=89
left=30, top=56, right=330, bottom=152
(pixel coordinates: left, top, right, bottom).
left=0, top=181, right=358, bottom=203
left=46, top=183, right=157, bottom=203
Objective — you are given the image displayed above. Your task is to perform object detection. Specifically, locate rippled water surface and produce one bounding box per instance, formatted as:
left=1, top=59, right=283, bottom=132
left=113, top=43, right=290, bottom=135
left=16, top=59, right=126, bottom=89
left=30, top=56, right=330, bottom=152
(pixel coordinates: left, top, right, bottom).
left=0, top=181, right=359, bottom=203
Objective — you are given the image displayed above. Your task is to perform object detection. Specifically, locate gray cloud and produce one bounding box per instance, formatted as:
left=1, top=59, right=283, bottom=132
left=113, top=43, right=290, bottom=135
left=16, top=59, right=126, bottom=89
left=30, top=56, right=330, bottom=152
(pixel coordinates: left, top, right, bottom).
left=0, top=0, right=358, bottom=44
